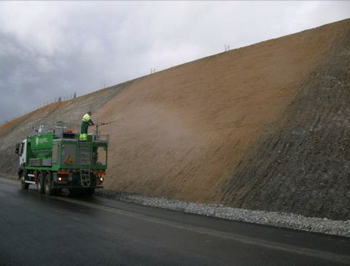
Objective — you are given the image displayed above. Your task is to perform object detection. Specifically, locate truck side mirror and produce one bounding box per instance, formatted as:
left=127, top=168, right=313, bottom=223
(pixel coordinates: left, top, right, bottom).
left=15, top=143, right=20, bottom=155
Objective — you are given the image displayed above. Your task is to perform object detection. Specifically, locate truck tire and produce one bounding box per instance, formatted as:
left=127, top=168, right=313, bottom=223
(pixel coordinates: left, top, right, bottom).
left=44, top=173, right=54, bottom=196
left=20, top=170, right=29, bottom=190
left=36, top=172, right=45, bottom=194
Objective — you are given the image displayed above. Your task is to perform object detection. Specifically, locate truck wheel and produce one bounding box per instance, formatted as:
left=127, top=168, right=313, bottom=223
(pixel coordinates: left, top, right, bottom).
left=36, top=172, right=45, bottom=194
left=20, top=171, right=29, bottom=190
left=44, top=173, right=54, bottom=196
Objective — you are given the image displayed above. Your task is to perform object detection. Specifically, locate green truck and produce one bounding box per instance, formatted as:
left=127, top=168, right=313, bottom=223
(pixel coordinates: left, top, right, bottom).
left=15, top=122, right=108, bottom=196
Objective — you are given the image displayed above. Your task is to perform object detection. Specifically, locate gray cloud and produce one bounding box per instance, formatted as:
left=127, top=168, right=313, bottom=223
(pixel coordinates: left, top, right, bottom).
left=0, top=1, right=349, bottom=123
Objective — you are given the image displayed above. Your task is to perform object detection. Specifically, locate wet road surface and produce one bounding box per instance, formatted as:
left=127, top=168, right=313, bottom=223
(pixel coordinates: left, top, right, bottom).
left=0, top=177, right=349, bottom=266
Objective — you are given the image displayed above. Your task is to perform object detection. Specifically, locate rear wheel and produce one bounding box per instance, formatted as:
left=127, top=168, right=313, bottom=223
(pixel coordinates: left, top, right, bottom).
left=36, top=172, right=45, bottom=194
left=44, top=173, right=54, bottom=196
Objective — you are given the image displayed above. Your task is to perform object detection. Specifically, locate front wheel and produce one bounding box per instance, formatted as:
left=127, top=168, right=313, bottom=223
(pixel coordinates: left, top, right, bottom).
left=20, top=171, right=29, bottom=190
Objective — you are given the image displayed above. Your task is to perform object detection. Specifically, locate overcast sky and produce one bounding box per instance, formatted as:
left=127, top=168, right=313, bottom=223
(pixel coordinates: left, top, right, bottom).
left=0, top=1, right=349, bottom=123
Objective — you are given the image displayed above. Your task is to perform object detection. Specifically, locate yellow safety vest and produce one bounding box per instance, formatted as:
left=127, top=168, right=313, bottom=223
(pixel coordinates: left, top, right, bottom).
left=82, top=113, right=90, bottom=122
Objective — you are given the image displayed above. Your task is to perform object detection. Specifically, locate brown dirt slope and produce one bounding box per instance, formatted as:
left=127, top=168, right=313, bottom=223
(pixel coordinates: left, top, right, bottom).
left=221, top=21, right=350, bottom=220
left=1, top=19, right=349, bottom=220
left=94, top=19, right=350, bottom=220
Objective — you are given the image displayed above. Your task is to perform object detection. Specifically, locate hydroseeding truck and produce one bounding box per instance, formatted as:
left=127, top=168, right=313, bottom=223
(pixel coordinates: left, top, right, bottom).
left=14, top=122, right=108, bottom=196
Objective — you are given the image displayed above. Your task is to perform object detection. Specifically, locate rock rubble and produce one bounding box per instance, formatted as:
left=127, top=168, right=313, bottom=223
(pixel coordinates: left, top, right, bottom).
left=96, top=189, right=350, bottom=238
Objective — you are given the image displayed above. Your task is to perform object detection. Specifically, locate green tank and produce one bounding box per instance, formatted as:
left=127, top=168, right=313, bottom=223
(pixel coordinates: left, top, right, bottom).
left=15, top=122, right=109, bottom=196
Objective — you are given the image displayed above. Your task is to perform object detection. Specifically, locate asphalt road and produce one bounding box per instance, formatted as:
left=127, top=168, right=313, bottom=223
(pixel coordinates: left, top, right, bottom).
left=0, top=177, right=349, bottom=266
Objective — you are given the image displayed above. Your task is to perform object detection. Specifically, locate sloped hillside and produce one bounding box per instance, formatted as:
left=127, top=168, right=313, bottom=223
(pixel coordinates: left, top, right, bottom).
left=0, top=19, right=349, bottom=220
left=221, top=24, right=350, bottom=220
left=93, top=19, right=350, bottom=220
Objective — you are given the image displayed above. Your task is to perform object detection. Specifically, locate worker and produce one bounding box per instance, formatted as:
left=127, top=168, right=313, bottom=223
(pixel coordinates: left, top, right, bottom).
left=80, top=111, right=94, bottom=140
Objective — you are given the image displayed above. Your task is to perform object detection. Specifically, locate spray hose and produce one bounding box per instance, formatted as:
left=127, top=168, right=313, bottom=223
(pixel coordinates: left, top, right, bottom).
left=97, top=119, right=118, bottom=126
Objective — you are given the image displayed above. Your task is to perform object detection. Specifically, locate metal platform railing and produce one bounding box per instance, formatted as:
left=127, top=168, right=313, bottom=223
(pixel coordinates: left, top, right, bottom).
left=31, top=122, right=80, bottom=136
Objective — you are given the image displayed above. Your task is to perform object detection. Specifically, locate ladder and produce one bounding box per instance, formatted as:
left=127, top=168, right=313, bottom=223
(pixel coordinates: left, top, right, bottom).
left=80, top=169, right=91, bottom=187
left=78, top=139, right=92, bottom=187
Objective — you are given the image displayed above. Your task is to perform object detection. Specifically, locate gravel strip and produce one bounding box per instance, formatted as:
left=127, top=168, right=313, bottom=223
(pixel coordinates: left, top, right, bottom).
left=95, top=189, right=350, bottom=238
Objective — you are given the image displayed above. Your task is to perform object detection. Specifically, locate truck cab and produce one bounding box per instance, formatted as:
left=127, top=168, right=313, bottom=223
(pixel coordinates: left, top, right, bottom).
left=15, top=139, right=27, bottom=170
